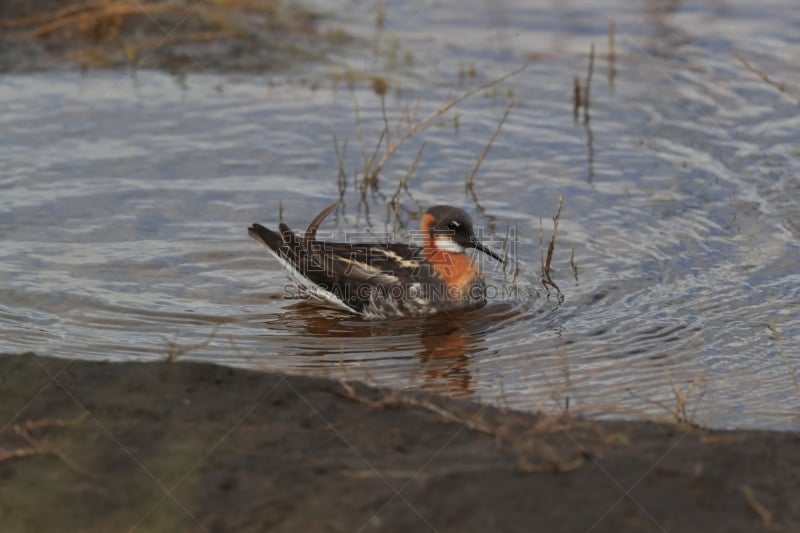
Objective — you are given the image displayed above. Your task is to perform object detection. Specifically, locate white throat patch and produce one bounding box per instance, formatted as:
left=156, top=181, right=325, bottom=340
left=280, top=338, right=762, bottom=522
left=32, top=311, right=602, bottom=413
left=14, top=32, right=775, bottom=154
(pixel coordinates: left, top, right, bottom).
left=434, top=237, right=465, bottom=253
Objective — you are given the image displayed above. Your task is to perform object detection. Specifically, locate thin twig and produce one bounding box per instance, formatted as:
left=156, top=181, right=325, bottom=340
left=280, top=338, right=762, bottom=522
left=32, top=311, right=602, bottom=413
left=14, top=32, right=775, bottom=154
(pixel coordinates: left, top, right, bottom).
left=334, top=135, right=348, bottom=188
left=380, top=93, right=391, bottom=147
left=13, top=424, right=90, bottom=476
left=353, top=97, right=365, bottom=186
left=164, top=325, right=219, bottom=363
left=388, top=142, right=426, bottom=231
left=583, top=43, right=595, bottom=124
left=512, top=222, right=520, bottom=285
left=22, top=412, right=89, bottom=432
left=608, top=21, right=616, bottom=88
left=585, top=111, right=595, bottom=183
left=539, top=216, right=545, bottom=278
left=0, top=447, right=41, bottom=463
left=735, top=53, right=800, bottom=104
left=569, top=247, right=578, bottom=283
left=465, top=99, right=514, bottom=188
left=541, top=194, right=563, bottom=292
left=362, top=128, right=386, bottom=188
left=768, top=323, right=800, bottom=398
left=626, top=370, right=706, bottom=427
left=501, top=225, right=512, bottom=278
left=333, top=135, right=348, bottom=210
left=465, top=185, right=497, bottom=232
left=626, top=388, right=682, bottom=423
left=739, top=484, right=778, bottom=530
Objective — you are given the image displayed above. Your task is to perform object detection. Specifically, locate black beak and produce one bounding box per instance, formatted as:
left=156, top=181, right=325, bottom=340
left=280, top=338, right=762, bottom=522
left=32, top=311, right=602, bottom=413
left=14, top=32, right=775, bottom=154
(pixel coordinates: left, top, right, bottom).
left=469, top=239, right=504, bottom=263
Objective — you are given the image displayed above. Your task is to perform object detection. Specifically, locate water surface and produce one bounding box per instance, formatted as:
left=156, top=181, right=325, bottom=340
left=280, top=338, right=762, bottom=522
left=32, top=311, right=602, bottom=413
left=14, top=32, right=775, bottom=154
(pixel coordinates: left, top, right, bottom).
left=1, top=0, right=799, bottom=429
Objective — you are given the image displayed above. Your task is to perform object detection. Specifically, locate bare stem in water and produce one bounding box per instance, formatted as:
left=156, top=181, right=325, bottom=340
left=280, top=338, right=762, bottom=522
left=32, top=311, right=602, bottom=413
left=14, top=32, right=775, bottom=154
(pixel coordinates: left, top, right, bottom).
left=541, top=194, right=564, bottom=293
left=388, top=142, right=426, bottom=231
left=768, top=323, right=800, bottom=398
left=465, top=99, right=514, bottom=189
left=583, top=43, right=595, bottom=124
left=366, top=63, right=528, bottom=183
left=608, top=21, right=616, bottom=88
left=164, top=325, right=219, bottom=363
left=734, top=53, right=800, bottom=104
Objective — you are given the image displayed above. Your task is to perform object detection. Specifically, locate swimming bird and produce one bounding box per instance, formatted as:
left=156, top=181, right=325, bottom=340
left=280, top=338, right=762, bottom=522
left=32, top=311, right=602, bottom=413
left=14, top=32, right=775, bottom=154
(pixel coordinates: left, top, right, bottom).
left=248, top=203, right=503, bottom=319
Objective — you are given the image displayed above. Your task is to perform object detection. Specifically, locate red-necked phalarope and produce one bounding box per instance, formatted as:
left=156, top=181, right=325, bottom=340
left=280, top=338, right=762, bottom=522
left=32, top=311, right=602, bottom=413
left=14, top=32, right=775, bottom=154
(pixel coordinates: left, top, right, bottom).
left=248, top=203, right=503, bottom=319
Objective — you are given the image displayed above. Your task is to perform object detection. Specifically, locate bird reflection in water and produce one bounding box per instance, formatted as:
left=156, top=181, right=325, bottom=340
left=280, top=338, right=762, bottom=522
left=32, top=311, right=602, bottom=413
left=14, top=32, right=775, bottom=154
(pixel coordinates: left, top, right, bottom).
left=263, top=304, right=490, bottom=397
left=417, top=319, right=475, bottom=397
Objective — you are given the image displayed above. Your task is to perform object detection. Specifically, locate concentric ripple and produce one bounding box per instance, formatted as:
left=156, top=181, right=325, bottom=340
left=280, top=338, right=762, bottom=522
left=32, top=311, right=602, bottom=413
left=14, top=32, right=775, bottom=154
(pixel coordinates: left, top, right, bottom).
left=2, top=0, right=800, bottom=430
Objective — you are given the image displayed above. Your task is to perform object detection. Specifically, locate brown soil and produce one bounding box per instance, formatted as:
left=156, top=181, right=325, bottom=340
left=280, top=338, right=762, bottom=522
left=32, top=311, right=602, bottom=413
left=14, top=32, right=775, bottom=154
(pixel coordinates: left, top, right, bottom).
left=1, top=353, right=798, bottom=532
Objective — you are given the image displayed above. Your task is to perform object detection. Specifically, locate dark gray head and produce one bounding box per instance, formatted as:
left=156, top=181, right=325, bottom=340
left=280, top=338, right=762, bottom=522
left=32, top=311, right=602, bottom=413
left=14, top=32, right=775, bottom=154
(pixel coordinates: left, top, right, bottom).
left=423, top=205, right=503, bottom=263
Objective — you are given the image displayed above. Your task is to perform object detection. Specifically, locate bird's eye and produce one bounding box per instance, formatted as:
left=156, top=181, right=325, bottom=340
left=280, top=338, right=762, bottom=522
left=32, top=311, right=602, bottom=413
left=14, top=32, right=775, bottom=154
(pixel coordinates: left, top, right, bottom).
left=448, top=220, right=460, bottom=230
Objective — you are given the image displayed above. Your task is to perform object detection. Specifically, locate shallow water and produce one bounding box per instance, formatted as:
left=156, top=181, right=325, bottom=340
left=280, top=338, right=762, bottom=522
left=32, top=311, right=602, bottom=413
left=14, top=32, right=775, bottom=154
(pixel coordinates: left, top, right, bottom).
left=1, top=0, right=799, bottom=429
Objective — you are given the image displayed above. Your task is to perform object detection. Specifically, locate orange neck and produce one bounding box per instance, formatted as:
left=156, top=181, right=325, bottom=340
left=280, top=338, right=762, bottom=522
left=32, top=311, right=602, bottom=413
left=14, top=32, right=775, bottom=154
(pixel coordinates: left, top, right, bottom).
left=421, top=213, right=477, bottom=290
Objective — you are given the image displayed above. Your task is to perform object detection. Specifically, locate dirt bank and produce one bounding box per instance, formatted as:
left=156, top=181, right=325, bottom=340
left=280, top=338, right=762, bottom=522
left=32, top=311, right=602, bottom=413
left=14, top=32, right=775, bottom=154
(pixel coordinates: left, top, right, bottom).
left=1, top=353, right=798, bottom=532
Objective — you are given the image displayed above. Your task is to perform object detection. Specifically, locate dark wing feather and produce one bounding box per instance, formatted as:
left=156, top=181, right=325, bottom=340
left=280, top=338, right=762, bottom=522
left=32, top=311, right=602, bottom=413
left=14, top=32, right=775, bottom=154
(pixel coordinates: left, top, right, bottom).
left=320, top=242, right=432, bottom=282
left=247, top=223, right=283, bottom=252
left=248, top=222, right=332, bottom=287
left=249, top=203, right=435, bottom=314
left=304, top=201, right=339, bottom=240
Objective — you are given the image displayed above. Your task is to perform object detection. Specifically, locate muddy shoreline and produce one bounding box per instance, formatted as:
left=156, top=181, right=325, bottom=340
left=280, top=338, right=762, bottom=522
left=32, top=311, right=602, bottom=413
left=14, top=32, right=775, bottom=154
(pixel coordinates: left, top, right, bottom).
left=2, top=353, right=798, bottom=532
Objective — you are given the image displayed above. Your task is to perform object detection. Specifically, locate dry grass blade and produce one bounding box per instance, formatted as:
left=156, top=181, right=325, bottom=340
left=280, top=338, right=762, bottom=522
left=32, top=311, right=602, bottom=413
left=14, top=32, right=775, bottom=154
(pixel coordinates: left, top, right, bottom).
left=388, top=142, right=426, bottom=231
left=583, top=43, right=595, bottom=124
left=465, top=99, right=514, bottom=189
left=500, top=225, right=512, bottom=278
left=569, top=247, right=578, bottom=282
left=362, top=128, right=387, bottom=189
left=539, top=216, right=545, bottom=279
left=11, top=423, right=90, bottom=476
left=333, top=135, right=348, bottom=206
left=517, top=445, right=587, bottom=474
left=0, top=447, right=42, bottom=463
left=335, top=379, right=487, bottom=430
left=366, top=63, right=528, bottom=183
left=379, top=91, right=391, bottom=146
left=541, top=194, right=564, bottom=293
left=500, top=223, right=520, bottom=284
left=739, top=484, right=779, bottom=530
left=164, top=325, right=220, bottom=363
left=512, top=222, right=520, bottom=284
left=465, top=185, right=497, bottom=232
left=332, top=380, right=594, bottom=474
left=608, top=21, right=616, bottom=87
left=462, top=99, right=515, bottom=231
left=735, top=53, right=800, bottom=104
left=767, top=323, right=800, bottom=398
left=334, top=135, right=348, bottom=184
left=626, top=388, right=680, bottom=422
left=626, top=370, right=707, bottom=427
left=22, top=412, right=89, bottom=432
left=573, top=44, right=596, bottom=121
